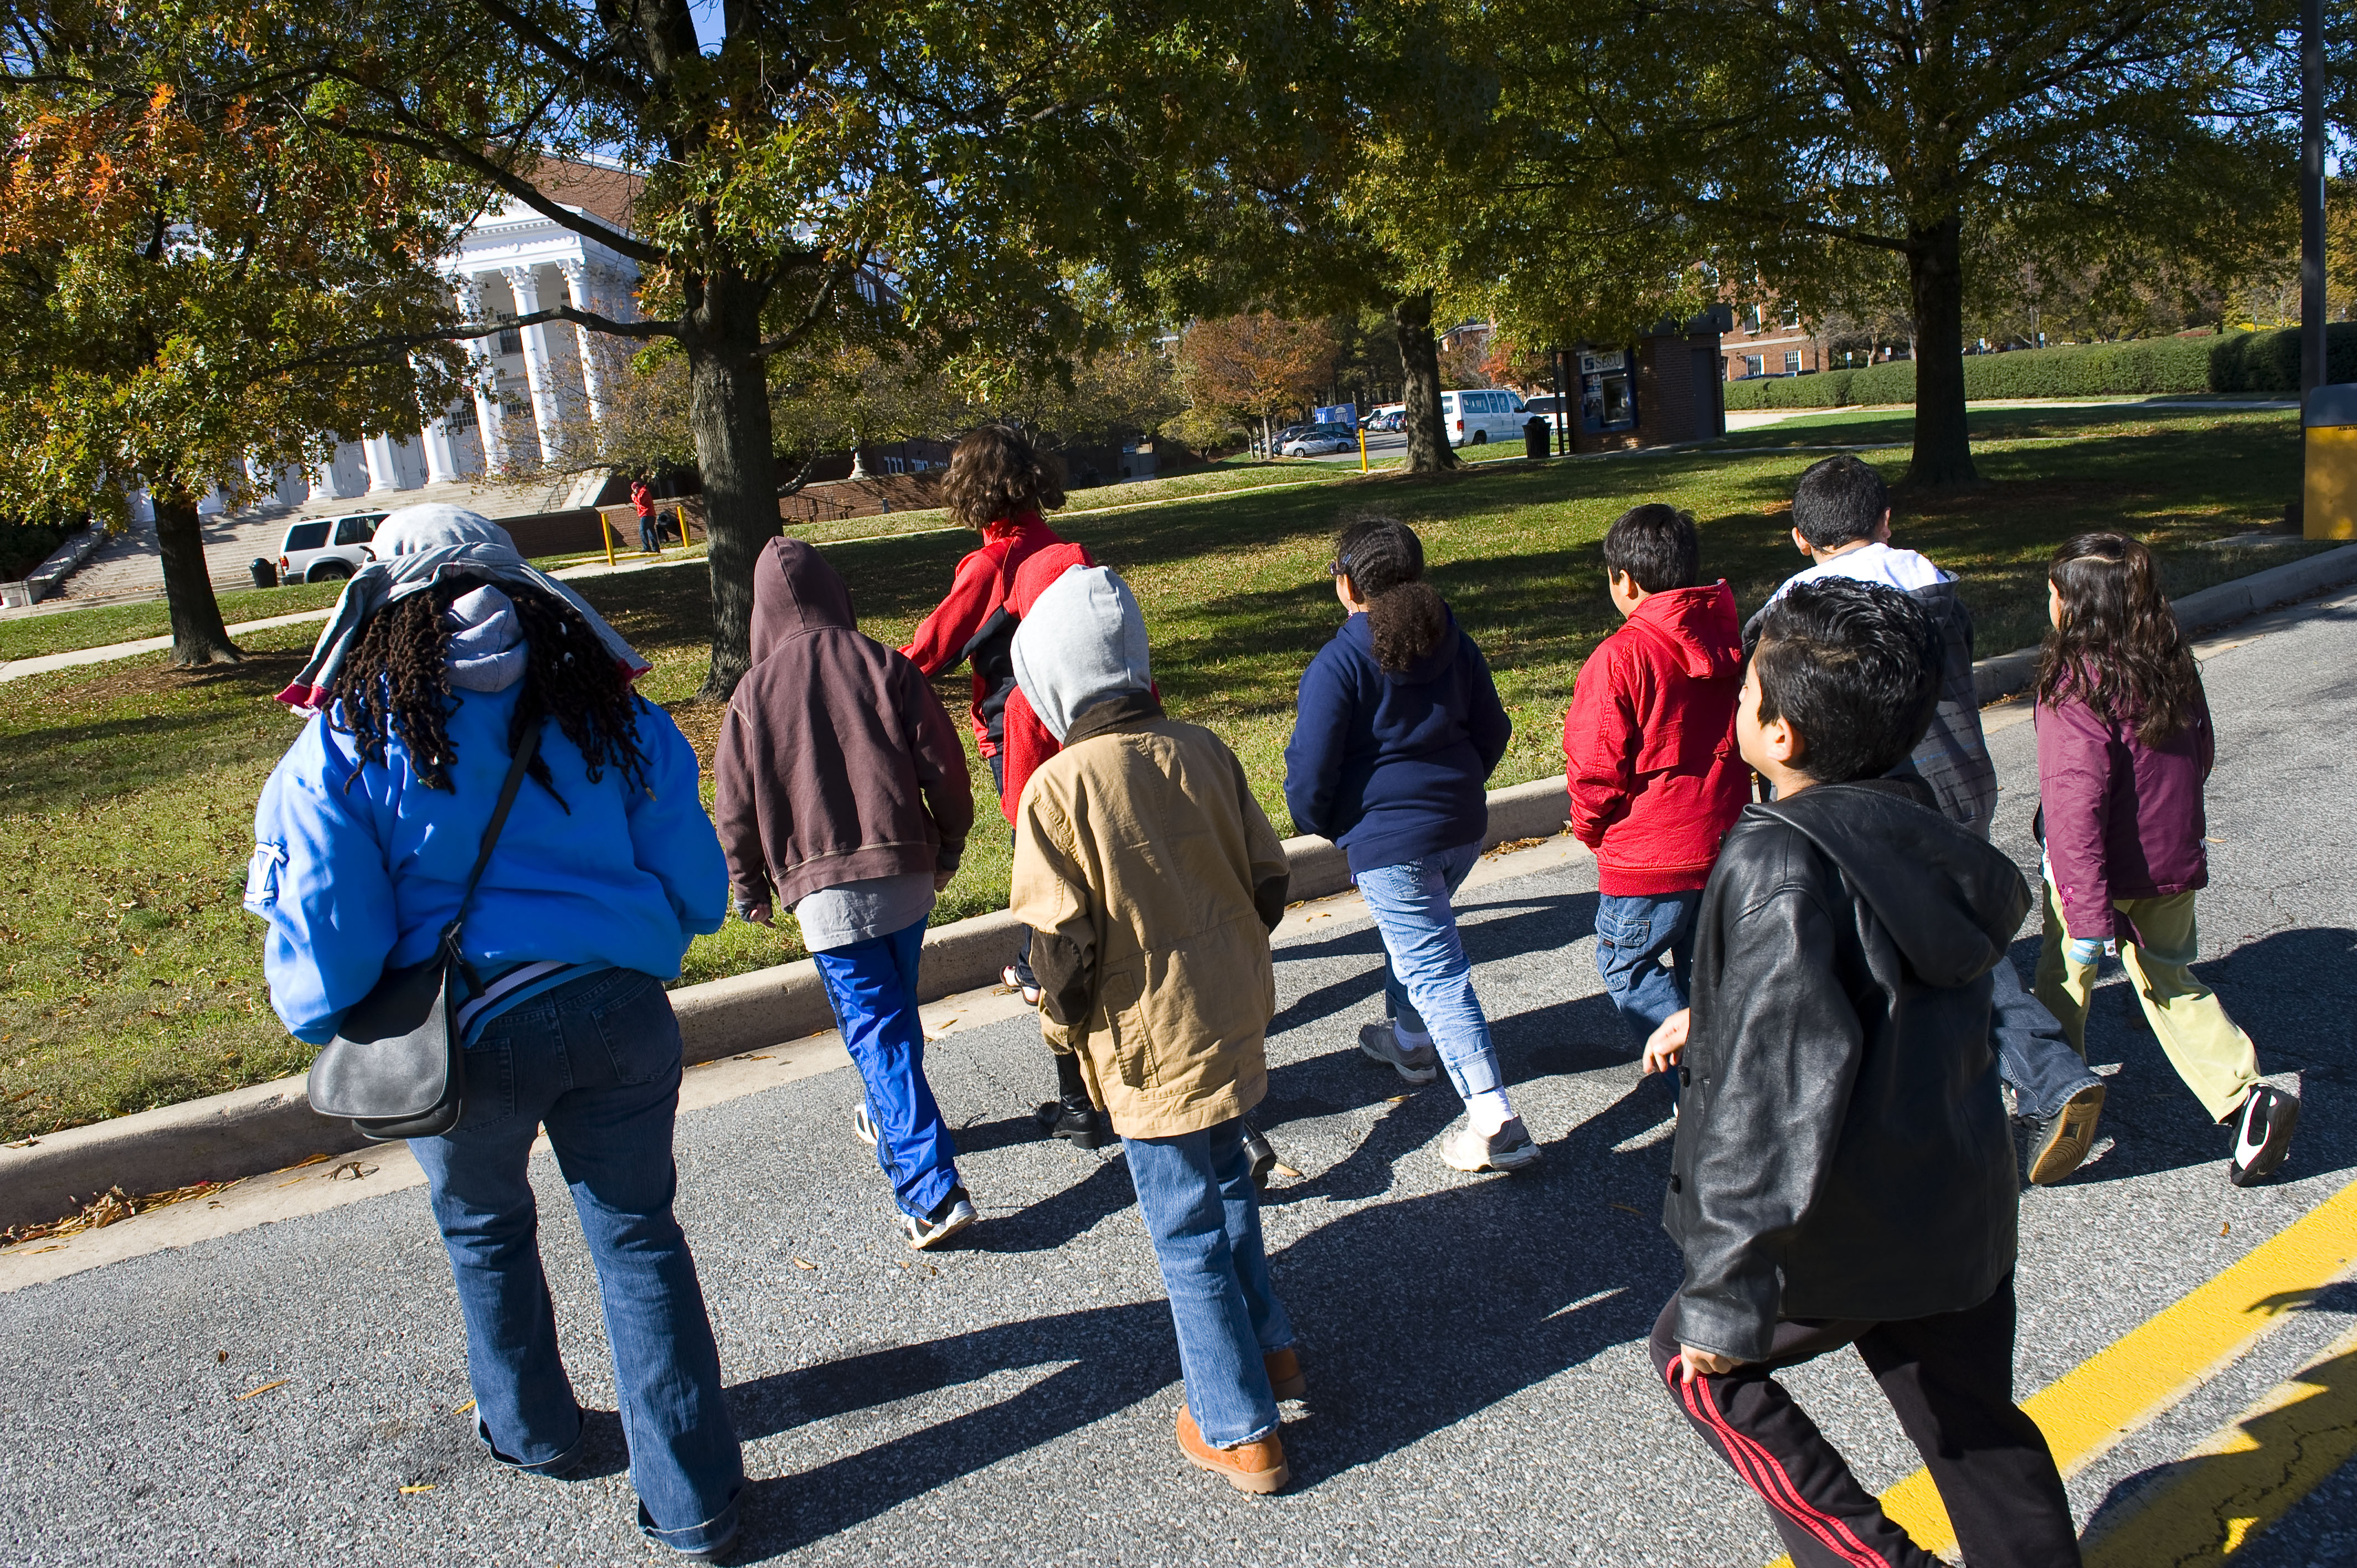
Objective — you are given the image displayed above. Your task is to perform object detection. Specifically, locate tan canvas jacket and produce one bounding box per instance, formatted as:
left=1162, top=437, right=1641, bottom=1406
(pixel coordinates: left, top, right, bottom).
left=1010, top=695, right=1290, bottom=1139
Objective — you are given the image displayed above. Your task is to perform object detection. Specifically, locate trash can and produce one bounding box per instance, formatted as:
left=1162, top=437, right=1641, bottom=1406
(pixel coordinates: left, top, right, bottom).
left=2305, top=384, right=2357, bottom=540
left=249, top=557, right=279, bottom=589
left=1525, top=416, right=1551, bottom=461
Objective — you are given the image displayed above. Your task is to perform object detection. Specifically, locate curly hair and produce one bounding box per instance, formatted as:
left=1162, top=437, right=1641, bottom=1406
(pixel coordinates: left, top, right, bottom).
left=1333, top=514, right=1447, bottom=673
left=940, top=423, right=1067, bottom=530
left=326, top=575, right=653, bottom=810
left=2035, top=533, right=2201, bottom=748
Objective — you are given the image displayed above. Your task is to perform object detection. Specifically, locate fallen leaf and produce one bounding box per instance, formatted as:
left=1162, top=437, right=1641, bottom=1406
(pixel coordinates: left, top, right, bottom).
left=327, top=1162, right=377, bottom=1182
left=792, top=1257, right=817, bottom=1271
left=215, top=1350, right=228, bottom=1363
left=399, top=1483, right=436, bottom=1494
left=1273, top=1164, right=1304, bottom=1179
left=741, top=1054, right=772, bottom=1061
left=452, top=1399, right=475, bottom=1417
left=2220, top=1221, right=2231, bottom=1235
left=235, top=1379, right=288, bottom=1400
left=1383, top=1095, right=1408, bottom=1105
left=1610, top=1203, right=1645, bottom=1217
left=285, top=1152, right=332, bottom=1170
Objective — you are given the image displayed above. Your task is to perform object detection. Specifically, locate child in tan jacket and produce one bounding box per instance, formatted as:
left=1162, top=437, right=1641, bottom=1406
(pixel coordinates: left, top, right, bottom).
left=1007, top=566, right=1303, bottom=1494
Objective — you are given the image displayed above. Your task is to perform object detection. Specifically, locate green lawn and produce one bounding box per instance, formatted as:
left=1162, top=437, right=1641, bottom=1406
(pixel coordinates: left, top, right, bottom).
left=0, top=404, right=2322, bottom=1143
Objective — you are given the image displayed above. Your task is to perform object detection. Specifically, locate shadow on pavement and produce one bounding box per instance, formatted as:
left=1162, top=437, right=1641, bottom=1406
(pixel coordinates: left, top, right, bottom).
left=719, top=1081, right=1682, bottom=1559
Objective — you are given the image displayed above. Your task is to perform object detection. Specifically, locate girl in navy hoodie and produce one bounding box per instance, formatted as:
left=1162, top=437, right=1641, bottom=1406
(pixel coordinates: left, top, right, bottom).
left=1283, top=517, right=1530, bottom=1171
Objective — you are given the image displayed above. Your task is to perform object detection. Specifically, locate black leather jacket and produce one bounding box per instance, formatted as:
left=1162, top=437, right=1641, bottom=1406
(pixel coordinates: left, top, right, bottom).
left=1664, top=778, right=2031, bottom=1362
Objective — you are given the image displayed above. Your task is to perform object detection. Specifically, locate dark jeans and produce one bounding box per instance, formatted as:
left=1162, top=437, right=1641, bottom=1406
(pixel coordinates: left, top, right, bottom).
left=409, top=969, right=743, bottom=1555
left=1594, top=889, right=1702, bottom=1045
left=1648, top=1275, right=2078, bottom=1568
left=813, top=919, right=963, bottom=1219
left=1992, top=956, right=2102, bottom=1119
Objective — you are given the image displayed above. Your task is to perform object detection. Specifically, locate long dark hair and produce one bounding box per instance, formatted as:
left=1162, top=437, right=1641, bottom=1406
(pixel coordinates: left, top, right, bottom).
left=326, top=575, right=653, bottom=809
left=2036, top=533, right=2201, bottom=747
left=1334, top=515, right=1447, bottom=673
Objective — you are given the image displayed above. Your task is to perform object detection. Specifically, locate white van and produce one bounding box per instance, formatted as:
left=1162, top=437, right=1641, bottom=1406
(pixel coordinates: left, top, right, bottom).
left=1440, top=388, right=1531, bottom=447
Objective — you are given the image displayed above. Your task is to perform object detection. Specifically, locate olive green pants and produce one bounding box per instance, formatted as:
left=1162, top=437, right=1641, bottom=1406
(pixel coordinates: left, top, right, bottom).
left=2034, top=884, right=2260, bottom=1123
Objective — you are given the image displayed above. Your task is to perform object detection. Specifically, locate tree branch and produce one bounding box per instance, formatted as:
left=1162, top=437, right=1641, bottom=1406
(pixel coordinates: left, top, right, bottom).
left=267, top=306, right=681, bottom=375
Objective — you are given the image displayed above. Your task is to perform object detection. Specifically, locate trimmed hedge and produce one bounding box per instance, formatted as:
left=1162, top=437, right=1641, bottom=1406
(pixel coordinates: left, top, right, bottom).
left=1720, top=323, right=2357, bottom=411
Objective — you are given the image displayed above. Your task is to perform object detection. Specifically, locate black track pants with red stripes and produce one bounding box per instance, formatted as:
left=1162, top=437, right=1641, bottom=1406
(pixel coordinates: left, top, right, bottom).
left=1647, top=1274, right=2080, bottom=1568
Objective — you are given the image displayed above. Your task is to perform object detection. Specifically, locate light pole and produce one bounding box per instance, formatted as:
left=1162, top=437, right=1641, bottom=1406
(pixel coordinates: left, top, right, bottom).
left=2300, top=0, right=2326, bottom=408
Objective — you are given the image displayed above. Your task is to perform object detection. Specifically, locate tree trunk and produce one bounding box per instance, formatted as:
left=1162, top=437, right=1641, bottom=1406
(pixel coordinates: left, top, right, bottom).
left=1905, top=215, right=1978, bottom=487
left=1394, top=291, right=1455, bottom=474
left=152, top=477, right=241, bottom=668
left=681, top=275, right=781, bottom=702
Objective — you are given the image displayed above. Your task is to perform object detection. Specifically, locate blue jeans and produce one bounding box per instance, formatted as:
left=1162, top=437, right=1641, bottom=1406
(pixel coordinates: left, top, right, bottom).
left=1124, top=1117, right=1295, bottom=1448
left=1595, top=890, right=1702, bottom=1045
left=813, top=919, right=963, bottom=1219
left=1992, top=953, right=2103, bottom=1119
left=408, top=969, right=743, bottom=1555
left=1356, top=839, right=1507, bottom=1102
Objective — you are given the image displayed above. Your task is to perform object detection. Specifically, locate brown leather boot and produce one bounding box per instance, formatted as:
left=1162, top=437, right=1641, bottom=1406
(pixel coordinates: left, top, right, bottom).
left=1175, top=1405, right=1289, bottom=1494
left=1264, top=1346, right=1306, bottom=1401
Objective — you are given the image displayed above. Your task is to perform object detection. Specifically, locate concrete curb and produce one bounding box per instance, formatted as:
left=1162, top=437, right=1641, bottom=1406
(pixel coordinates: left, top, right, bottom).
left=0, top=778, right=1574, bottom=1231
left=1970, top=543, right=2357, bottom=705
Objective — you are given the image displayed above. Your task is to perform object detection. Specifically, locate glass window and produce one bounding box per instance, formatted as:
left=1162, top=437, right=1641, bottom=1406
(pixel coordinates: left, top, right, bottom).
left=284, top=522, right=329, bottom=551
left=334, top=516, right=375, bottom=545
left=1784, top=350, right=1803, bottom=375
left=1743, top=355, right=1766, bottom=378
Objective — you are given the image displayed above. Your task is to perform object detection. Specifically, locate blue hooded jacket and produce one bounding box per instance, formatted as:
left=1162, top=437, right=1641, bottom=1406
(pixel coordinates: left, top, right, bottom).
left=248, top=680, right=726, bottom=1045
left=1283, top=608, right=1511, bottom=873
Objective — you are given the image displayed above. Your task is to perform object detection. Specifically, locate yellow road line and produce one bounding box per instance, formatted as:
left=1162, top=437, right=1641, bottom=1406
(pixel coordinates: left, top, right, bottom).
left=1766, top=1177, right=2357, bottom=1566
left=2082, top=1321, right=2357, bottom=1566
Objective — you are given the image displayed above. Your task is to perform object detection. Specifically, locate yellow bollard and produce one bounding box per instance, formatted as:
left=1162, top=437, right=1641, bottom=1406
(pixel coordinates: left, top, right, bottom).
left=1359, top=426, right=1369, bottom=473
left=2305, top=385, right=2357, bottom=540
left=600, top=511, right=616, bottom=568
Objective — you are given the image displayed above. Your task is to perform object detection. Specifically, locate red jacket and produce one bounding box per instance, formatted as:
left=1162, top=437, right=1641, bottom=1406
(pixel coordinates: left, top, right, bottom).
left=899, top=512, right=1067, bottom=759
left=1562, top=582, right=1749, bottom=896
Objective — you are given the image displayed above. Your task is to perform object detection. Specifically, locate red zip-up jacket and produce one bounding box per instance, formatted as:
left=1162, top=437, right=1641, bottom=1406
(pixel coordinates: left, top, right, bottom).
left=898, top=512, right=1066, bottom=760
left=1562, top=582, right=1749, bottom=896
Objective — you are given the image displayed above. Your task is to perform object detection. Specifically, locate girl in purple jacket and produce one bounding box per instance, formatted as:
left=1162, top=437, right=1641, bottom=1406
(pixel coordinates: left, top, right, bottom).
left=2032, top=533, right=2300, bottom=1187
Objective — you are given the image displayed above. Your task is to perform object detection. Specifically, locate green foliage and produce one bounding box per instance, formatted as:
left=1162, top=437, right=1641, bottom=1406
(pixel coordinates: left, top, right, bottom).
left=2210, top=323, right=2357, bottom=391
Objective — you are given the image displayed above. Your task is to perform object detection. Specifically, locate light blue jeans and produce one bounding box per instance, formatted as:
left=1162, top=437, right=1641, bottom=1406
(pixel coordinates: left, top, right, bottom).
left=1124, top=1118, right=1294, bottom=1447
left=1356, top=839, right=1507, bottom=1103
left=409, top=969, right=743, bottom=1555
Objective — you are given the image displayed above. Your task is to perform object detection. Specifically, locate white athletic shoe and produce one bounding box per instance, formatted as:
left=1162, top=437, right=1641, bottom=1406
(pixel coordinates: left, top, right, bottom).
left=903, top=1189, right=976, bottom=1250
left=1441, top=1116, right=1542, bottom=1173
left=2228, top=1082, right=2300, bottom=1187
left=852, top=1103, right=878, bottom=1147
left=1358, top=1021, right=1439, bottom=1086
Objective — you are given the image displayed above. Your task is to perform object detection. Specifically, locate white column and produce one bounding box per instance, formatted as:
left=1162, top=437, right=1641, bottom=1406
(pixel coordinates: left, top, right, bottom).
left=454, top=276, right=514, bottom=472
left=502, top=265, right=564, bottom=463
left=420, top=419, right=461, bottom=484
left=362, top=435, right=405, bottom=494
left=557, top=259, right=608, bottom=427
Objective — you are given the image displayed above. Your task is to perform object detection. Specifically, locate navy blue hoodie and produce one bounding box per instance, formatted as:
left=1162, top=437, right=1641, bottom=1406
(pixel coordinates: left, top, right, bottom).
left=1283, top=609, right=1512, bottom=873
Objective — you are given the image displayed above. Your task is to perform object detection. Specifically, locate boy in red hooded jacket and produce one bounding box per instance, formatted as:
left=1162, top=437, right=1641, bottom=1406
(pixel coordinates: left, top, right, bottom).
left=1563, top=504, right=1749, bottom=1054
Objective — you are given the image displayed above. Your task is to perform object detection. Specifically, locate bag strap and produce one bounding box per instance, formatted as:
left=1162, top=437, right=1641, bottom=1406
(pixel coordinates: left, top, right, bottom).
left=440, top=719, right=543, bottom=977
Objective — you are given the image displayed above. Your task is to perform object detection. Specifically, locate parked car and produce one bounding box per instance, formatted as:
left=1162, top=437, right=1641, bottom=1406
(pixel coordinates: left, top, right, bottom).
left=276, top=512, right=385, bottom=584
left=1521, top=395, right=1568, bottom=419
left=1440, top=388, right=1531, bottom=447
left=1367, top=404, right=1406, bottom=432
left=1282, top=422, right=1358, bottom=457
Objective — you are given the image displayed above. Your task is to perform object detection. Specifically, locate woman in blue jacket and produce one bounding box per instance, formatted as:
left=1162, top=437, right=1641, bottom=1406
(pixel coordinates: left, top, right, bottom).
left=1283, top=516, right=1531, bottom=1172
left=248, top=507, right=741, bottom=1560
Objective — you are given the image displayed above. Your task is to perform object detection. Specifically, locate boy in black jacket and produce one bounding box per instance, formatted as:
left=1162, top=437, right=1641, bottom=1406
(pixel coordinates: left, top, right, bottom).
left=1642, top=579, right=2080, bottom=1568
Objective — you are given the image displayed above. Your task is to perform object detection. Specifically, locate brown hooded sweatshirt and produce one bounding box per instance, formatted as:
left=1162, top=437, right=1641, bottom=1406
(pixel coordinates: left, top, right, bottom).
left=714, top=538, right=975, bottom=920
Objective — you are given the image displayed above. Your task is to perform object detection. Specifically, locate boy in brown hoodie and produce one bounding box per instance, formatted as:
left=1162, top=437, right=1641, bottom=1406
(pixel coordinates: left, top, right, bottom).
left=1007, top=566, right=1304, bottom=1494
left=714, top=539, right=979, bottom=1248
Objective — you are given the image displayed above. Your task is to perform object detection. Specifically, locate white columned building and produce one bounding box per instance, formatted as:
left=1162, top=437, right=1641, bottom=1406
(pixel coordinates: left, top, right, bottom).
left=295, top=162, right=645, bottom=508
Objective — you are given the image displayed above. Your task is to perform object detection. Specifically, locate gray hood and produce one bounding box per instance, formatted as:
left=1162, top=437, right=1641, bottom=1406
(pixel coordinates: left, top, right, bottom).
left=1010, top=566, right=1152, bottom=742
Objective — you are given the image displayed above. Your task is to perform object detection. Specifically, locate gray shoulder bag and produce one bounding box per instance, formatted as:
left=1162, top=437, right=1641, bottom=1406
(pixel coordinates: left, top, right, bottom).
left=305, top=723, right=541, bottom=1142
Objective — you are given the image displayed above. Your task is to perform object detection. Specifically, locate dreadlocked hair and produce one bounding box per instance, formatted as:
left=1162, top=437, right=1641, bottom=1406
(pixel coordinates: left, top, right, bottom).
left=1334, top=514, right=1447, bottom=673
left=2036, top=532, right=2202, bottom=749
left=326, top=575, right=653, bottom=811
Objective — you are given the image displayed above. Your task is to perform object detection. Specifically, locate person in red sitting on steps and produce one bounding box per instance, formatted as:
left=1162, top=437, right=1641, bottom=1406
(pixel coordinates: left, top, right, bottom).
left=897, top=424, right=1104, bottom=1146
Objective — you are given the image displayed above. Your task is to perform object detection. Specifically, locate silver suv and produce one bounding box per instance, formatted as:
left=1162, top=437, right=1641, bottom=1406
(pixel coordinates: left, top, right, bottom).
left=277, top=512, right=385, bottom=584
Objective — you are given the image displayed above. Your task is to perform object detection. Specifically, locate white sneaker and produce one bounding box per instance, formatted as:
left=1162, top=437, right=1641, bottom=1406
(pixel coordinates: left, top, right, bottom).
left=852, top=1103, right=879, bottom=1147
left=2228, top=1082, right=2300, bottom=1187
left=1441, top=1116, right=1542, bottom=1173
left=903, top=1189, right=976, bottom=1250
left=1358, top=1021, right=1439, bottom=1086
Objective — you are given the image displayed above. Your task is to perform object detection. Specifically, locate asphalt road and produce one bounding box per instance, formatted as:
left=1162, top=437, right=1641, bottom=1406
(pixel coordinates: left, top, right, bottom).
left=3, top=590, right=2354, bottom=1567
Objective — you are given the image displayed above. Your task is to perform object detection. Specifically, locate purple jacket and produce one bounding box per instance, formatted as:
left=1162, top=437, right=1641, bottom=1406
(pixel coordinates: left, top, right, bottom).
left=2036, top=683, right=2214, bottom=941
